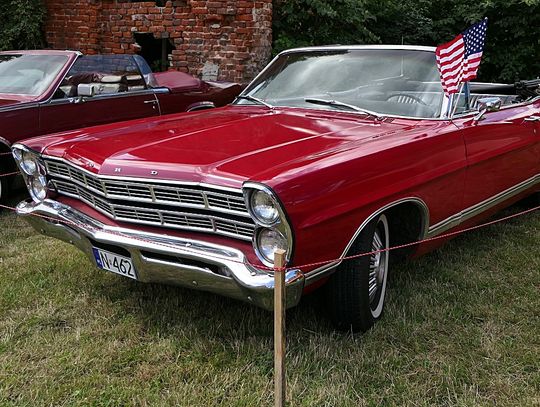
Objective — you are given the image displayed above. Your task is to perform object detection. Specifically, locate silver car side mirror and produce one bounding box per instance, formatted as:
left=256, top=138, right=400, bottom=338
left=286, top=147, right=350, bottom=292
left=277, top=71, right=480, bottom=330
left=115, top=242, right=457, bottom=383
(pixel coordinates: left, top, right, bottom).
left=473, top=97, right=502, bottom=123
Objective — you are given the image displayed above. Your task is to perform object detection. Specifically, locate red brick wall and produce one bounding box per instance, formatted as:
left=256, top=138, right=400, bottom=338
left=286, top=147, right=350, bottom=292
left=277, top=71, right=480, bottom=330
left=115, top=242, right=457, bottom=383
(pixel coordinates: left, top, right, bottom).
left=44, top=0, right=273, bottom=82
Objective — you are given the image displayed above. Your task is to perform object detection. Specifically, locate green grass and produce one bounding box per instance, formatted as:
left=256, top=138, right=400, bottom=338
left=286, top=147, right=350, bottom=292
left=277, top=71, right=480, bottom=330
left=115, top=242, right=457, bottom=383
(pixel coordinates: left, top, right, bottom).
left=0, top=194, right=539, bottom=406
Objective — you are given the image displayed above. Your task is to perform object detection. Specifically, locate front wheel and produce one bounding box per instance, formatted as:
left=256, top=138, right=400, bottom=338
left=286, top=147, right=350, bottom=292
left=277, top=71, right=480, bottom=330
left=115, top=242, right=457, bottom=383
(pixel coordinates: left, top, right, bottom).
left=0, top=175, right=6, bottom=204
left=326, top=214, right=390, bottom=332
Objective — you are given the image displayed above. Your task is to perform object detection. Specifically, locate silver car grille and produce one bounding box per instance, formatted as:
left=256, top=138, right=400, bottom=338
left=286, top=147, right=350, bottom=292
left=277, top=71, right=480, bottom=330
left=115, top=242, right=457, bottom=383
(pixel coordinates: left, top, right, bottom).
left=45, top=159, right=255, bottom=241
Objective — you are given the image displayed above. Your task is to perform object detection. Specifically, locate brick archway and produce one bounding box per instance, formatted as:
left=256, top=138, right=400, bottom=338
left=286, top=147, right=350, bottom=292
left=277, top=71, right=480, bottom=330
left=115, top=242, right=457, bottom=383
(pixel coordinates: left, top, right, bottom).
left=44, top=0, right=273, bottom=82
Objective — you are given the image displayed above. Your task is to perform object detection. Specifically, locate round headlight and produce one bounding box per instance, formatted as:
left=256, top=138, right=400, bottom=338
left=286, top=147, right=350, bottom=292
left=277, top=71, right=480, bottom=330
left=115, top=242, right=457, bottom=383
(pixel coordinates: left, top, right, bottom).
left=256, top=228, right=288, bottom=263
left=20, top=151, right=38, bottom=176
left=29, top=175, right=48, bottom=202
left=250, top=190, right=279, bottom=224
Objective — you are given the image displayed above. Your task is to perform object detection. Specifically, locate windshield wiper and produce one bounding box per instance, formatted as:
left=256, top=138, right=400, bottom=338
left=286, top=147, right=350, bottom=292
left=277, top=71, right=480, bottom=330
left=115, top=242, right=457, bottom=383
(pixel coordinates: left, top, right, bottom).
left=304, top=98, right=384, bottom=120
left=235, top=95, right=274, bottom=109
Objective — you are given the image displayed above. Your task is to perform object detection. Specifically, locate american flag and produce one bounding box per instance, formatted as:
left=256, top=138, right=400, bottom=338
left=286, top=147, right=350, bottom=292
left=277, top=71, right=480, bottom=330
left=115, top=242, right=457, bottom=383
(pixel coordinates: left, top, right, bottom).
left=435, top=18, right=488, bottom=95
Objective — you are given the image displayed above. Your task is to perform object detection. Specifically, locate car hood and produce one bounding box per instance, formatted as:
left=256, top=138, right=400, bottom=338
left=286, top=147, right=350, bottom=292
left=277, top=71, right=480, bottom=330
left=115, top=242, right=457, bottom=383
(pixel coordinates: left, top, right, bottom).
left=34, top=107, right=417, bottom=188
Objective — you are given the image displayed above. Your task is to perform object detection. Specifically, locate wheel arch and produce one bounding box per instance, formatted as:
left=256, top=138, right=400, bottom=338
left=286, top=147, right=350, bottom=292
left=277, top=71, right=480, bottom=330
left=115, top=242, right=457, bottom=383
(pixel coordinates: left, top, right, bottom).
left=341, top=197, right=430, bottom=259
left=304, top=197, right=430, bottom=285
left=0, top=137, right=15, bottom=172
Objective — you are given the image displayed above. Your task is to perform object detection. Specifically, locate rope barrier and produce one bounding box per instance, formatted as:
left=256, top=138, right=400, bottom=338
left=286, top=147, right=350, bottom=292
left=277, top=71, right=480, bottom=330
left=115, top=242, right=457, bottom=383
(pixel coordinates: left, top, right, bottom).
left=2, top=201, right=539, bottom=273
left=0, top=171, right=20, bottom=177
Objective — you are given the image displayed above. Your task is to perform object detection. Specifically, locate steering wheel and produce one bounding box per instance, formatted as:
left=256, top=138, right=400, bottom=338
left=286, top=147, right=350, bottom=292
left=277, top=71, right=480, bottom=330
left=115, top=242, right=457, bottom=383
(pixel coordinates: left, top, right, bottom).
left=385, top=93, right=428, bottom=106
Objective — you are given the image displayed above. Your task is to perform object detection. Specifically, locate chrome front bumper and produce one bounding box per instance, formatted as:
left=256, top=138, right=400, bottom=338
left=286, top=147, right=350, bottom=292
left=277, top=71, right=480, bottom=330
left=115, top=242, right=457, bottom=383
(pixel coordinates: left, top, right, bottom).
left=16, top=199, right=305, bottom=310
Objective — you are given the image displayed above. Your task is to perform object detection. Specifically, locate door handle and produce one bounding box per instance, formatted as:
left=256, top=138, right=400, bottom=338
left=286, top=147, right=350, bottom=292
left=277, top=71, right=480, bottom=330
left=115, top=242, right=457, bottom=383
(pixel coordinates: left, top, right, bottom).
left=143, top=99, right=158, bottom=110
left=524, top=116, right=540, bottom=122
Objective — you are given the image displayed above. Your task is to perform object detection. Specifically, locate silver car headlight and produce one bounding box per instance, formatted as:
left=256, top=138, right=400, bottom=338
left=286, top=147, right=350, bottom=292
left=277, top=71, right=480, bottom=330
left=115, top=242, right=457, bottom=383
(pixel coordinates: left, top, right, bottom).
left=12, top=144, right=49, bottom=203
left=243, top=183, right=294, bottom=267
left=250, top=189, right=279, bottom=225
left=255, top=228, right=288, bottom=264
left=21, top=150, right=39, bottom=176
left=30, top=174, right=48, bottom=202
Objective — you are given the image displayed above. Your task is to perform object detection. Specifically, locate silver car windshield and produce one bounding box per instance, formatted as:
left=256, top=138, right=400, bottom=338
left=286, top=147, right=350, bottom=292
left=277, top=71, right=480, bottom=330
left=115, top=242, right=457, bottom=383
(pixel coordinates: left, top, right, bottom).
left=237, top=49, right=445, bottom=119
left=0, top=54, right=69, bottom=96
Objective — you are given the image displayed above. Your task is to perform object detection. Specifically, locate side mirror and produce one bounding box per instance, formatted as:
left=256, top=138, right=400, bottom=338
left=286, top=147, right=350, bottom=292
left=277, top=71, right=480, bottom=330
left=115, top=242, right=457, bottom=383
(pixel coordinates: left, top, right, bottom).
left=473, top=97, right=502, bottom=123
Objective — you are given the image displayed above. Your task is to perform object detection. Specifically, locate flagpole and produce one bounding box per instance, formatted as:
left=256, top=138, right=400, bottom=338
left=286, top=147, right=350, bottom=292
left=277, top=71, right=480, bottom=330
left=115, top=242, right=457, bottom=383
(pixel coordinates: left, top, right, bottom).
left=450, top=82, right=465, bottom=119
left=464, top=81, right=471, bottom=111
left=446, top=93, right=455, bottom=118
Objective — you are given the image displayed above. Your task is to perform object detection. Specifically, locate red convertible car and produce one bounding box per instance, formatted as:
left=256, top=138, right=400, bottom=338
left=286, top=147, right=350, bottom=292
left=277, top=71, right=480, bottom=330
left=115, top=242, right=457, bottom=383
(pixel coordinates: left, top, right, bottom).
left=12, top=45, right=540, bottom=332
left=0, top=50, right=242, bottom=200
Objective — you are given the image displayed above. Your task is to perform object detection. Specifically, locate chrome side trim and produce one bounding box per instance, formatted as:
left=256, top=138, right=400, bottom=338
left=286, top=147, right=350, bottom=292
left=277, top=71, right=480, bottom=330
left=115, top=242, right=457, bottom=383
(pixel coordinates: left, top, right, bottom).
left=302, top=260, right=341, bottom=284
left=427, top=173, right=540, bottom=237
left=305, top=197, right=430, bottom=283
left=41, top=89, right=162, bottom=107
left=35, top=149, right=540, bottom=288
left=0, top=102, right=40, bottom=113
left=306, top=174, right=540, bottom=284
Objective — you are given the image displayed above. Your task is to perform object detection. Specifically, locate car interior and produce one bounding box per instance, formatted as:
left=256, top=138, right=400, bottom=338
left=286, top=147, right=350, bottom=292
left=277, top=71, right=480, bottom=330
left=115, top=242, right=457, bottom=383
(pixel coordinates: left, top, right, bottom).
left=53, top=55, right=147, bottom=99
left=55, top=73, right=146, bottom=98
left=314, top=79, right=520, bottom=118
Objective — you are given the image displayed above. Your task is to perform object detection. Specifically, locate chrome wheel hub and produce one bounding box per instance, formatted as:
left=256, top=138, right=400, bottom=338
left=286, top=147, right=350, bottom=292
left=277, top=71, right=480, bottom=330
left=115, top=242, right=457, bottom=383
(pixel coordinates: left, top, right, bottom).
left=368, top=224, right=388, bottom=306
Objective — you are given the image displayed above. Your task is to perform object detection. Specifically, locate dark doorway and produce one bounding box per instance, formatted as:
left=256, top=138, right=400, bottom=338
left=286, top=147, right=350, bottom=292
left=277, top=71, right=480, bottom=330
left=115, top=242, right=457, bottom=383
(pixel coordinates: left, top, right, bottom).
left=133, top=33, right=176, bottom=72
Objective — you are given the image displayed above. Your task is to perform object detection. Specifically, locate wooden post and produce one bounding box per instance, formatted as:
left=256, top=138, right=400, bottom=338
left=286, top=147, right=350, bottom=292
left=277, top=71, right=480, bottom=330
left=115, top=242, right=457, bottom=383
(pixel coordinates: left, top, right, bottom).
left=274, top=249, right=287, bottom=407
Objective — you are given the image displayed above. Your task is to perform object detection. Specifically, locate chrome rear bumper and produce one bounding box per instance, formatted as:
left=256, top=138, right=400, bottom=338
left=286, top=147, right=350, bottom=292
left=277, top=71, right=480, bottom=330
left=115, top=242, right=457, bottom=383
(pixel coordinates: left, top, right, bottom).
left=16, top=199, right=304, bottom=310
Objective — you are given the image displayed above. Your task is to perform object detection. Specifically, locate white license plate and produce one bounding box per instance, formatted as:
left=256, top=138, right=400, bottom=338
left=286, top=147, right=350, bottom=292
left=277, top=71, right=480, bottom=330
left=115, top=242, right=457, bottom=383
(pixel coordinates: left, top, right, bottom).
left=92, top=248, right=137, bottom=280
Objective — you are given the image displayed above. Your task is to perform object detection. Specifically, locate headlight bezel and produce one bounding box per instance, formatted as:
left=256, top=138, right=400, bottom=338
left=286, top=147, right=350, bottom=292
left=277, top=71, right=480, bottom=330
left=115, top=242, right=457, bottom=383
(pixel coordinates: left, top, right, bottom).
left=12, top=143, right=50, bottom=203
left=243, top=182, right=294, bottom=267
left=249, top=188, right=280, bottom=226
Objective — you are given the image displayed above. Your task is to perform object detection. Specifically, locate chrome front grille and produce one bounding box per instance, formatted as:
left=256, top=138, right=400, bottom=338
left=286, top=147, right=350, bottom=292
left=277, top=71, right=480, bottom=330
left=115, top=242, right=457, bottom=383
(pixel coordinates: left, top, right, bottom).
left=47, top=159, right=255, bottom=241
left=45, top=160, right=248, bottom=215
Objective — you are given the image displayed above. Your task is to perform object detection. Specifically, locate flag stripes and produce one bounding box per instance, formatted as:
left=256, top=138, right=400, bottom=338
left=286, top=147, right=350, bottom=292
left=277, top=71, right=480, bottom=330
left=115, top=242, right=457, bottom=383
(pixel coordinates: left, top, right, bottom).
left=435, top=18, right=488, bottom=96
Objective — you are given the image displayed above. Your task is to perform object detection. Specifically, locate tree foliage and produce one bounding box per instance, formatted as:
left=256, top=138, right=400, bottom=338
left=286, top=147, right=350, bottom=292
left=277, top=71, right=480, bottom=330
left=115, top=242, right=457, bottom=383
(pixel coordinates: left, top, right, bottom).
left=0, top=0, right=46, bottom=51
left=273, top=0, right=540, bottom=82
left=272, top=0, right=378, bottom=53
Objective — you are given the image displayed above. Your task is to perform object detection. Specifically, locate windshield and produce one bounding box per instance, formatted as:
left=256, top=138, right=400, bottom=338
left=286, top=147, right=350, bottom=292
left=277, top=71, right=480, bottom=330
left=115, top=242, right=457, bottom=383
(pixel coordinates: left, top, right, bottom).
left=237, top=49, right=445, bottom=118
left=0, top=54, right=69, bottom=96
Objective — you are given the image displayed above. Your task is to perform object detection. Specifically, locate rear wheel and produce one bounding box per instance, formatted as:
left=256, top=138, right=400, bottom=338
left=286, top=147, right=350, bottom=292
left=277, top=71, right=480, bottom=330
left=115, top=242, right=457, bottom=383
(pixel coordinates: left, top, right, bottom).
left=327, top=214, right=390, bottom=332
